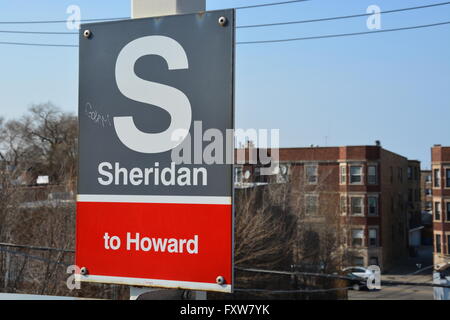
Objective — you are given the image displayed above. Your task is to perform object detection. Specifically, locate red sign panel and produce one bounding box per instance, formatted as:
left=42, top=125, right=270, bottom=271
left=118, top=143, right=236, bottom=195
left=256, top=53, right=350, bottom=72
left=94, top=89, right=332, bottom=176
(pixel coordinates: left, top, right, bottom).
left=76, top=198, right=232, bottom=291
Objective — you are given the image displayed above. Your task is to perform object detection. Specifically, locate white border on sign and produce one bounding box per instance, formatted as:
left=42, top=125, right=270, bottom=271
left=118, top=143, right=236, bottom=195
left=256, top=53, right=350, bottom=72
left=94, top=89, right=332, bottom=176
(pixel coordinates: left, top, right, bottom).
left=75, top=274, right=232, bottom=293
left=77, top=194, right=232, bottom=205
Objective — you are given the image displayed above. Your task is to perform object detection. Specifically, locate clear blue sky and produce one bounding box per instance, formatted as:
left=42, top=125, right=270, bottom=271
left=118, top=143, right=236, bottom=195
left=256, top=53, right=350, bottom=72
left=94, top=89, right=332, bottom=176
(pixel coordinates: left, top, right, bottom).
left=0, top=0, right=449, bottom=168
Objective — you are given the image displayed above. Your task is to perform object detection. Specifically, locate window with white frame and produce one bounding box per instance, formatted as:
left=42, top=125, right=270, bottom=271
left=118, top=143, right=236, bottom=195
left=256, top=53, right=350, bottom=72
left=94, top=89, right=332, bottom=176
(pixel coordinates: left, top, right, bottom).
left=350, top=166, right=363, bottom=184
left=368, top=165, right=378, bottom=185
left=305, top=165, right=318, bottom=185
left=435, top=201, right=441, bottom=221
left=351, top=197, right=364, bottom=216
left=368, top=196, right=378, bottom=216
left=340, top=165, right=347, bottom=185
left=351, top=229, right=364, bottom=247
left=434, top=168, right=441, bottom=188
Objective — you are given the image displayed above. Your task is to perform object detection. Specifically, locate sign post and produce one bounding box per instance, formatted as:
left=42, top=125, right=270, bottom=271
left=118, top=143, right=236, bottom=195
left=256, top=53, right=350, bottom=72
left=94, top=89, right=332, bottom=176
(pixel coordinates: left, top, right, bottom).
left=76, top=1, right=235, bottom=296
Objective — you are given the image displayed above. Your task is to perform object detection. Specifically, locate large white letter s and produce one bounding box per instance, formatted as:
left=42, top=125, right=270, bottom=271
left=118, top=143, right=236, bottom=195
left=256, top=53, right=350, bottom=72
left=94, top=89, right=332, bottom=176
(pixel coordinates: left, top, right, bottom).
left=115, top=36, right=192, bottom=154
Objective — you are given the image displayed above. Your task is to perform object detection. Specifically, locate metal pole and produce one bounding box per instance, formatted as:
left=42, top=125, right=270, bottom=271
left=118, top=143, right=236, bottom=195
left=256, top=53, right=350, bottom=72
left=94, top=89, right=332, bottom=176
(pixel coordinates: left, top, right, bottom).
left=129, top=0, right=207, bottom=300
left=132, top=0, right=205, bottom=19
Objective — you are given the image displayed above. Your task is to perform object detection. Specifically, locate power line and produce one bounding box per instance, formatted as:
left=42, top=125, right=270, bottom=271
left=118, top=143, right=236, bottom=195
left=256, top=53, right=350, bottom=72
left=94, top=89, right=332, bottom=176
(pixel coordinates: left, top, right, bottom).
left=237, top=1, right=450, bottom=29
left=234, top=0, right=310, bottom=10
left=3, top=1, right=448, bottom=36
left=0, top=40, right=78, bottom=48
left=237, top=20, right=450, bottom=45
left=0, top=243, right=75, bottom=253
left=1, top=20, right=449, bottom=48
left=0, top=30, right=78, bottom=35
left=0, top=17, right=128, bottom=25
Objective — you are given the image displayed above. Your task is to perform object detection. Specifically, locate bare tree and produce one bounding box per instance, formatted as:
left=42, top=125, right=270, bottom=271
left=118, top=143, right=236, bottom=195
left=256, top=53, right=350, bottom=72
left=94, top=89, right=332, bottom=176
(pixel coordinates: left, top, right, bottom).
left=0, top=103, right=77, bottom=187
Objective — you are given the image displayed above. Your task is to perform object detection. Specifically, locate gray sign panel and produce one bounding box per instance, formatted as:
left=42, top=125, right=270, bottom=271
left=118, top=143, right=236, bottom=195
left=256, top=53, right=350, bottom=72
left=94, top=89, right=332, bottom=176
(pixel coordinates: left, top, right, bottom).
left=78, top=9, right=234, bottom=197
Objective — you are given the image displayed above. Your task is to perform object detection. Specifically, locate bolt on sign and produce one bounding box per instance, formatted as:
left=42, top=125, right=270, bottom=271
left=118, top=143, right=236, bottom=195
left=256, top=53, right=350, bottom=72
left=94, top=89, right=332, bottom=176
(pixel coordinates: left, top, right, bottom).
left=76, top=9, right=235, bottom=293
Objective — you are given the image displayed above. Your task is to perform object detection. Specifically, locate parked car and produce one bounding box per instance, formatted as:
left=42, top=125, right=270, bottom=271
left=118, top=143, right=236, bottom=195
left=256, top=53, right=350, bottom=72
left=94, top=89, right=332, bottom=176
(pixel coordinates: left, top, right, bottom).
left=342, top=267, right=377, bottom=291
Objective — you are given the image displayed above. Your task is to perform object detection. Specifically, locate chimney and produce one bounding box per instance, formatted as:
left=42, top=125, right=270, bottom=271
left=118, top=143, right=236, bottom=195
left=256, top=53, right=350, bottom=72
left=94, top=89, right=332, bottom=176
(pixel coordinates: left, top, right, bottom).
left=375, top=140, right=381, bottom=147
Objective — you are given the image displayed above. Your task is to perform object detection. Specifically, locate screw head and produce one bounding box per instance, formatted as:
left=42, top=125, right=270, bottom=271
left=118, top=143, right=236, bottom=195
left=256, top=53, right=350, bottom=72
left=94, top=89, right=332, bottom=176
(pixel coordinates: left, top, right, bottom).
left=218, top=16, right=228, bottom=27
left=80, top=267, right=88, bottom=275
left=216, top=275, right=225, bottom=285
left=83, top=30, right=92, bottom=39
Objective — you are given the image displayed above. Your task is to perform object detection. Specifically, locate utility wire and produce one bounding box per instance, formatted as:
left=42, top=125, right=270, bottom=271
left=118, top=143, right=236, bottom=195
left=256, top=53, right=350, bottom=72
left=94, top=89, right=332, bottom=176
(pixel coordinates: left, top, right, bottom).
left=0, top=40, right=78, bottom=47
left=1, top=1, right=447, bottom=36
left=234, top=0, right=309, bottom=10
left=0, top=30, right=78, bottom=35
left=237, top=20, right=450, bottom=45
left=0, top=17, right=128, bottom=25
left=1, top=19, right=449, bottom=48
left=237, top=1, right=450, bottom=28
left=0, top=243, right=75, bottom=253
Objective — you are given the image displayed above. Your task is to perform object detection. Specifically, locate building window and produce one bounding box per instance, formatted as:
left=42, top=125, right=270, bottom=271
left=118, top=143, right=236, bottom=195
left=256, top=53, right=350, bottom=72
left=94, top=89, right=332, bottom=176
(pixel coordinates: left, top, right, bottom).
left=305, top=165, right=318, bottom=185
left=425, top=202, right=432, bottom=211
left=408, top=189, right=413, bottom=202
left=447, top=235, right=450, bottom=254
left=398, top=167, right=403, bottom=183
left=305, top=195, right=318, bottom=215
left=340, top=196, right=347, bottom=214
left=446, top=169, right=450, bottom=188
left=435, top=202, right=441, bottom=221
left=407, top=166, right=413, bottom=180
left=426, top=174, right=432, bottom=183
left=390, top=167, right=394, bottom=183
left=368, top=197, right=378, bottom=216
left=446, top=202, right=450, bottom=221
left=436, top=234, right=442, bottom=254
left=369, top=257, right=379, bottom=266
left=350, top=166, right=363, bottom=184
left=425, top=189, right=432, bottom=196
left=340, top=165, right=347, bottom=185
left=368, top=165, right=378, bottom=185
left=434, top=169, right=441, bottom=188
left=351, top=197, right=364, bottom=216
left=369, top=228, right=378, bottom=247
left=352, top=256, right=365, bottom=267
left=351, top=229, right=364, bottom=247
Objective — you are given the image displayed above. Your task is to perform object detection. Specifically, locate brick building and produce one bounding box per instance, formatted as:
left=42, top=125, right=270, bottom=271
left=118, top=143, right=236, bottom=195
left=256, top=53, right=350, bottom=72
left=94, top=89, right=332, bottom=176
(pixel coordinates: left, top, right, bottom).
left=235, top=144, right=421, bottom=271
left=431, top=145, right=450, bottom=267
